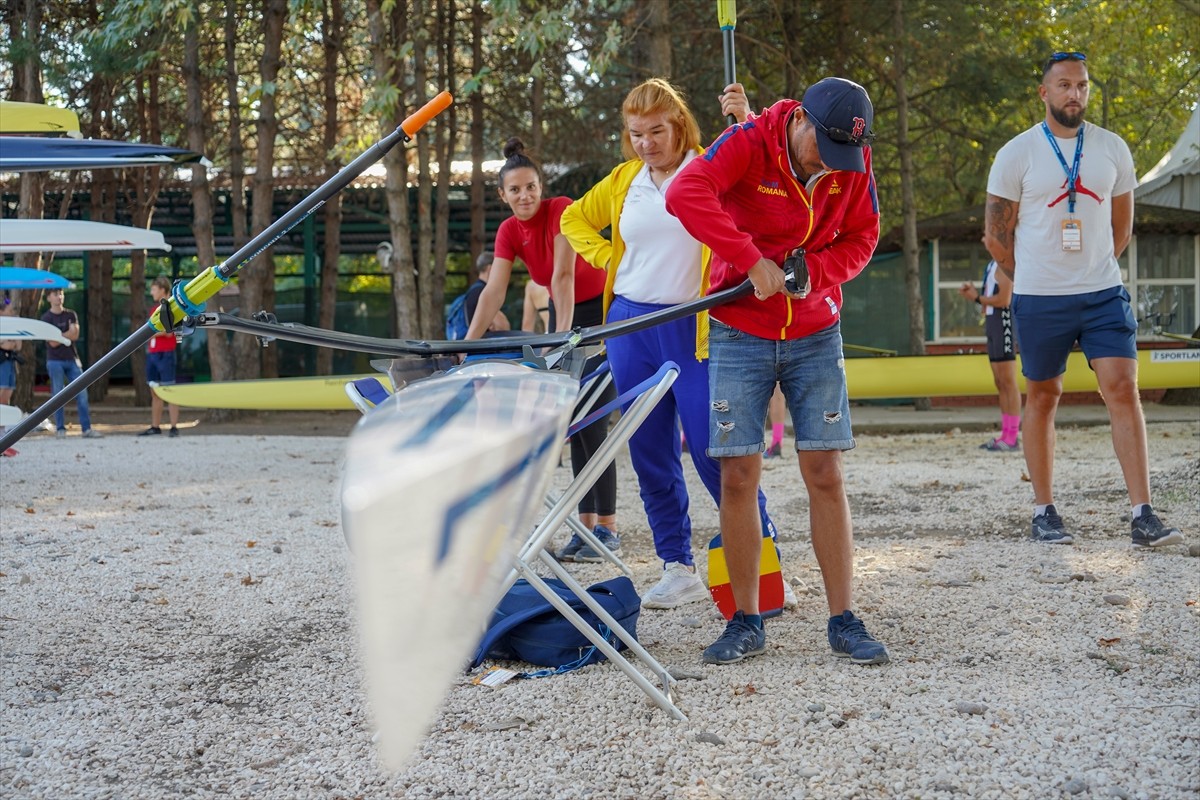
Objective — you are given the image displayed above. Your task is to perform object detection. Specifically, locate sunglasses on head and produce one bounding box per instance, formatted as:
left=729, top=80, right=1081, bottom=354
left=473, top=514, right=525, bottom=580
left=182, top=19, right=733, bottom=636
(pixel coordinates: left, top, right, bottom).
left=807, top=110, right=874, bottom=147
left=1048, top=51, right=1087, bottom=62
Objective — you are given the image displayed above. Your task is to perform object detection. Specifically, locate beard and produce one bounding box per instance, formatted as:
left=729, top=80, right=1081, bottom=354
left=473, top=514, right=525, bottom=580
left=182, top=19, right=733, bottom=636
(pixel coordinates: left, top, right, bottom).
left=1049, top=103, right=1086, bottom=129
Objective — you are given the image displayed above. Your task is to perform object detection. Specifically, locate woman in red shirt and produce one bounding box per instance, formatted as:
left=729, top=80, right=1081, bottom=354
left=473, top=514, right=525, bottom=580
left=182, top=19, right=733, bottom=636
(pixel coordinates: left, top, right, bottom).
left=464, top=138, right=620, bottom=559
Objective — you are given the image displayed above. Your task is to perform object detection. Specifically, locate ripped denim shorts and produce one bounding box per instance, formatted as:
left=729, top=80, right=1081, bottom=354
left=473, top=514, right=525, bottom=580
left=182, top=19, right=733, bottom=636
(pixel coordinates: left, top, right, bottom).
left=706, top=319, right=855, bottom=457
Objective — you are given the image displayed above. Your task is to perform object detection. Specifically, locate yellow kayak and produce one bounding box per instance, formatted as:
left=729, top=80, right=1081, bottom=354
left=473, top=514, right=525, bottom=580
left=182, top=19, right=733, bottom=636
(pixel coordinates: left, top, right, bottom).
left=0, top=101, right=80, bottom=137
left=845, top=348, right=1199, bottom=399
left=152, top=374, right=393, bottom=410
left=150, top=348, right=1198, bottom=410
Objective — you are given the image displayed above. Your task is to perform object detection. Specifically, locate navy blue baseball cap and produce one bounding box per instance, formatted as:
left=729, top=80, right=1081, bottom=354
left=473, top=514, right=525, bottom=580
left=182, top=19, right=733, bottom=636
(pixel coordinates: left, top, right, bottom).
left=801, top=77, right=875, bottom=173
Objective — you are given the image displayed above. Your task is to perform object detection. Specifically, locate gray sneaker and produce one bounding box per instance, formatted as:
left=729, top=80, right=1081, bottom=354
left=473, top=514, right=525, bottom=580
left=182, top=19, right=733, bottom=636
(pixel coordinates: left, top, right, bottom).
left=1031, top=504, right=1073, bottom=544
left=555, top=533, right=586, bottom=562
left=574, top=525, right=621, bottom=562
left=82, top=429, right=103, bottom=439
left=55, top=429, right=66, bottom=439
left=1131, top=509, right=1183, bottom=548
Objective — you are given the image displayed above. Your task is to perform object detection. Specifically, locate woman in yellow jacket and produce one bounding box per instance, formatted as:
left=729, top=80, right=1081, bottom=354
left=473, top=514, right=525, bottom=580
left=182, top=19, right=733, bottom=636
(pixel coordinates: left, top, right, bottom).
left=561, top=79, right=777, bottom=609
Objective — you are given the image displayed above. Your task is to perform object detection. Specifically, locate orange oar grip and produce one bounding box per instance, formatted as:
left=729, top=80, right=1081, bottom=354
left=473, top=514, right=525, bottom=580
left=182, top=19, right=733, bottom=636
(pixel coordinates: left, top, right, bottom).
left=401, top=91, right=453, bottom=139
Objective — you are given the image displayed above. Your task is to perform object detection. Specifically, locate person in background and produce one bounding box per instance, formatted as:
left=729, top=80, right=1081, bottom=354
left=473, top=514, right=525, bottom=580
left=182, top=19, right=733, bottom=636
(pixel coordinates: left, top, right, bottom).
left=666, top=77, right=888, bottom=666
left=464, top=251, right=512, bottom=333
left=984, top=50, right=1184, bottom=548
left=0, top=294, right=23, bottom=456
left=466, top=138, right=621, bottom=559
left=521, top=280, right=550, bottom=334
left=764, top=386, right=787, bottom=458
left=140, top=276, right=181, bottom=438
left=959, top=260, right=1021, bottom=452
left=561, top=78, right=789, bottom=609
left=42, top=287, right=101, bottom=439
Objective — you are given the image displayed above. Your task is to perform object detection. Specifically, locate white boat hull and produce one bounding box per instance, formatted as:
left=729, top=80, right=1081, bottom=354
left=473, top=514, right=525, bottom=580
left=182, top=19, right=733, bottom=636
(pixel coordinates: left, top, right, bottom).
left=0, top=219, right=171, bottom=253
left=0, top=316, right=70, bottom=345
left=341, top=361, right=578, bottom=769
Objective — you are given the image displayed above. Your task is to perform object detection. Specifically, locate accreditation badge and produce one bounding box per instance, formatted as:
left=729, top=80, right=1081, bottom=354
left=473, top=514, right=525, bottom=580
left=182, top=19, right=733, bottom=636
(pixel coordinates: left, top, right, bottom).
left=1062, top=219, right=1082, bottom=252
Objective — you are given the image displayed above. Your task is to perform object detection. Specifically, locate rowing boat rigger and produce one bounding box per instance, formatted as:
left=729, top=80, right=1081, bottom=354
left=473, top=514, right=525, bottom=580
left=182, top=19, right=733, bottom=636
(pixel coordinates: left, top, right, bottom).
left=341, top=360, right=579, bottom=769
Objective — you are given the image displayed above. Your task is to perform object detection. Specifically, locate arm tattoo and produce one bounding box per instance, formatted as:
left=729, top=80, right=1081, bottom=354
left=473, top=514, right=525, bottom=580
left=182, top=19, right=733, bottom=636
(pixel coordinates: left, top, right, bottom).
left=985, top=196, right=1017, bottom=250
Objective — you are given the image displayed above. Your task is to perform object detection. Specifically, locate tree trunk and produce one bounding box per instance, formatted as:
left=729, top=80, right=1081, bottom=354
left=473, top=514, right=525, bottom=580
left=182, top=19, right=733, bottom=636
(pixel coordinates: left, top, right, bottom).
left=316, top=0, right=344, bottom=376
left=413, top=0, right=435, bottom=338
left=129, top=68, right=164, bottom=408
left=643, top=0, right=671, bottom=78
left=7, top=0, right=45, bottom=412
left=367, top=0, right=417, bottom=339
left=225, top=2, right=248, bottom=247
left=469, top=2, right=486, bottom=264
left=236, top=0, right=287, bottom=379
left=891, top=0, right=929, bottom=410
left=431, top=0, right=456, bottom=338
left=86, top=173, right=115, bottom=402
left=185, top=6, right=234, bottom=405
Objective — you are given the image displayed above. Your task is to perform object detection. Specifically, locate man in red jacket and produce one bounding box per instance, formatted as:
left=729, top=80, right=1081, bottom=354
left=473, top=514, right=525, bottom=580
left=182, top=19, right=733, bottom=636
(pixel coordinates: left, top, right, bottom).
left=665, top=77, right=889, bottom=666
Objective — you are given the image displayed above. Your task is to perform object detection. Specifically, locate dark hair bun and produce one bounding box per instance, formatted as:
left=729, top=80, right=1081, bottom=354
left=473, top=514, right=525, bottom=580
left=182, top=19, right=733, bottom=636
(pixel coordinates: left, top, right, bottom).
left=502, top=137, right=526, bottom=159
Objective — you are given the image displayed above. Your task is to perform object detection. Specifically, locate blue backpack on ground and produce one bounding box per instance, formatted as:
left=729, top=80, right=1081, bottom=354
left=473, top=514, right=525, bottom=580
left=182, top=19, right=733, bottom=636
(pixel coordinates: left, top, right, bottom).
left=445, top=293, right=469, bottom=340
left=470, top=576, right=640, bottom=671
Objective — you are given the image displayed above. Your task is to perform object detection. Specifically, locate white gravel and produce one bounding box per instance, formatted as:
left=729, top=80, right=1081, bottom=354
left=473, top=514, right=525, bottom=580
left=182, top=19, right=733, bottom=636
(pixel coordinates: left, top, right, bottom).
left=2, top=421, right=1197, bottom=799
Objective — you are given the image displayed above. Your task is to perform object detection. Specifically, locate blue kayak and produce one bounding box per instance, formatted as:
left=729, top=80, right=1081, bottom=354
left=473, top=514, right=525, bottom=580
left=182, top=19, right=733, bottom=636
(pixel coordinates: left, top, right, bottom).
left=0, top=137, right=207, bottom=173
left=0, top=266, right=71, bottom=290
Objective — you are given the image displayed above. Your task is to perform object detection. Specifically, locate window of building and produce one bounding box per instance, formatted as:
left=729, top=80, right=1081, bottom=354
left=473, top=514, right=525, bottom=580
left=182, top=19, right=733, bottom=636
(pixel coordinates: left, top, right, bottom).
left=930, top=234, right=1200, bottom=341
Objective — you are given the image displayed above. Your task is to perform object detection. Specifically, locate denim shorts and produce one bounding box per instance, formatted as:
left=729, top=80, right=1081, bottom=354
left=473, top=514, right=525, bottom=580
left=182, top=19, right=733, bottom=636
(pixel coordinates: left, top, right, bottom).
left=1012, top=286, right=1136, bottom=381
left=0, top=358, right=14, bottom=389
left=707, top=319, right=855, bottom=456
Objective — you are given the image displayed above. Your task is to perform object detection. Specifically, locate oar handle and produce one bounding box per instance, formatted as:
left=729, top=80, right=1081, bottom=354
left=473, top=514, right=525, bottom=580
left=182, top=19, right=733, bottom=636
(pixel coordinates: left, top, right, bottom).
left=718, top=1, right=738, bottom=127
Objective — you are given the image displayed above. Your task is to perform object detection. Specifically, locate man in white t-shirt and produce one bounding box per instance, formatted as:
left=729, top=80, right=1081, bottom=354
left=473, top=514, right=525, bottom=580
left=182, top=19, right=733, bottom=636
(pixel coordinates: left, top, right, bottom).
left=984, top=51, right=1184, bottom=549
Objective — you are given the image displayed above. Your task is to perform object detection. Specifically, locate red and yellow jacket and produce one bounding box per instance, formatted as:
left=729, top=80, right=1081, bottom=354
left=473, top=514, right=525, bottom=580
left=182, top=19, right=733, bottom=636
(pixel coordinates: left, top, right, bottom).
left=665, top=98, right=879, bottom=340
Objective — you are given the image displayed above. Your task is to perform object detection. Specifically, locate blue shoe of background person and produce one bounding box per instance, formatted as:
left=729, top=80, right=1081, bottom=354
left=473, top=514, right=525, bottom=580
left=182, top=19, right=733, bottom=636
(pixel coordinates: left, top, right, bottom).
left=555, top=532, right=586, bottom=562
left=1131, top=508, right=1184, bottom=548
left=828, top=610, right=890, bottom=665
left=574, top=525, right=621, bottom=562
left=980, top=437, right=1019, bottom=452
left=702, top=611, right=767, bottom=665
left=1030, top=504, right=1074, bottom=544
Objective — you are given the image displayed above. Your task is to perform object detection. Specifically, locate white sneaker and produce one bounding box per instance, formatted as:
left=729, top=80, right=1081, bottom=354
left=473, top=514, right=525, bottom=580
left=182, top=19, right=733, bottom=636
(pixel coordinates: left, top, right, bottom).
left=782, top=579, right=798, bottom=609
left=641, top=562, right=710, bottom=609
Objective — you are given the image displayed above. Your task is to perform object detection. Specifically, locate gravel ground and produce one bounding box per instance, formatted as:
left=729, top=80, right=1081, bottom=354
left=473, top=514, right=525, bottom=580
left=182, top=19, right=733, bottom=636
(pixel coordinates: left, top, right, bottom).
left=1, top=420, right=1197, bottom=800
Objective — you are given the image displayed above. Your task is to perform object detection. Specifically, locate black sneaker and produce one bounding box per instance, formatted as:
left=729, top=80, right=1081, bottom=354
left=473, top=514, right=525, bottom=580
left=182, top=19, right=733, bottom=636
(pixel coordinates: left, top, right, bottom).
left=138, top=427, right=162, bottom=437
left=702, top=611, right=766, bottom=665
left=1030, top=504, right=1074, bottom=544
left=1131, top=509, right=1183, bottom=548
left=828, top=610, right=890, bottom=665
left=168, top=427, right=179, bottom=438
left=555, top=533, right=586, bottom=562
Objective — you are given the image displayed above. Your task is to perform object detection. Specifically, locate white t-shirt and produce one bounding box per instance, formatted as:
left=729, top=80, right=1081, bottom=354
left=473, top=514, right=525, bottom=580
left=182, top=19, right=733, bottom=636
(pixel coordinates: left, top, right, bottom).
left=987, top=121, right=1137, bottom=296
left=613, top=151, right=701, bottom=304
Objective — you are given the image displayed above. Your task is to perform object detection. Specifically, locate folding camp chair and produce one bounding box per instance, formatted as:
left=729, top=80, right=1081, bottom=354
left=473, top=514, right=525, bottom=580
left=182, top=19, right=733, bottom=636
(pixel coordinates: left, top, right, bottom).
left=348, top=358, right=686, bottom=720
left=498, top=359, right=686, bottom=719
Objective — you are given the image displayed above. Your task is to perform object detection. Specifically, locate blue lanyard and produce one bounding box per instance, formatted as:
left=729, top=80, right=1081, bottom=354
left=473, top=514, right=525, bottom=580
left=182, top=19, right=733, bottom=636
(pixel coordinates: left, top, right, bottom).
left=1041, top=122, right=1084, bottom=215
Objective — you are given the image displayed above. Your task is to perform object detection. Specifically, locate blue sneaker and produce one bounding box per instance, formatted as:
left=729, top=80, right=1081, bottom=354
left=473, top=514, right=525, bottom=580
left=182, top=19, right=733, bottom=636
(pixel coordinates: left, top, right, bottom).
left=574, top=525, right=621, bottom=562
left=980, top=437, right=1019, bottom=452
left=702, top=611, right=766, bottom=665
left=828, top=610, right=890, bottom=665
left=1131, top=509, right=1183, bottom=548
left=1030, top=504, right=1074, bottom=544
left=555, top=532, right=586, bottom=562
